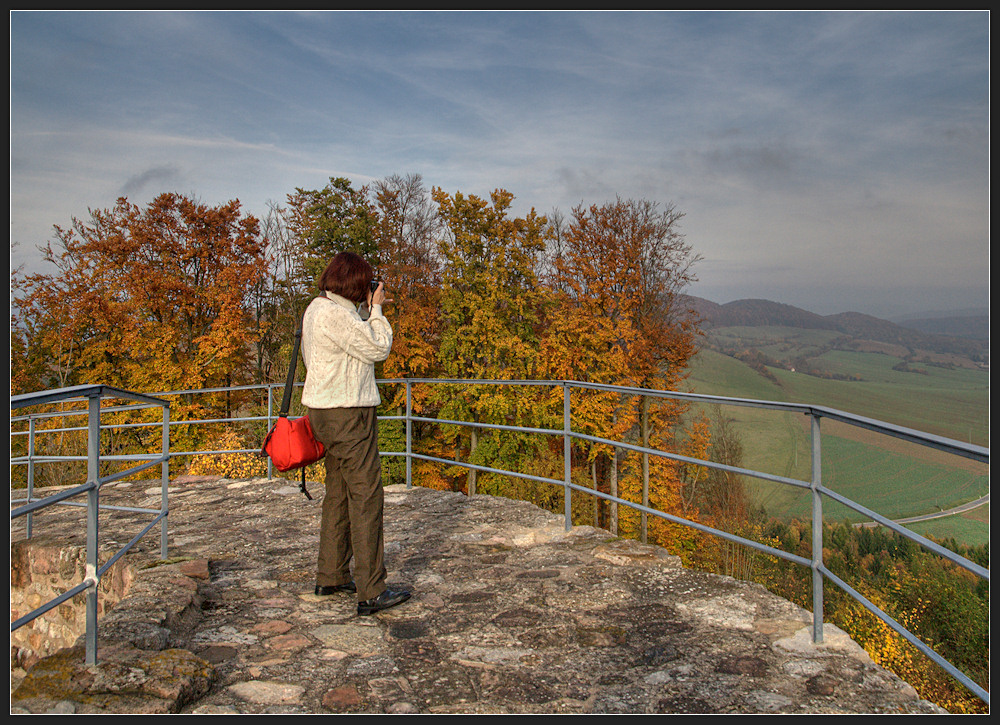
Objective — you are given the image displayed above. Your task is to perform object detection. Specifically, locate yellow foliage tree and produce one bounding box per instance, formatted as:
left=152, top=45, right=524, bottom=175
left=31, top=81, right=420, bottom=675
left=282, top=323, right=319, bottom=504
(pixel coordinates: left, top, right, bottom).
left=429, top=187, right=551, bottom=496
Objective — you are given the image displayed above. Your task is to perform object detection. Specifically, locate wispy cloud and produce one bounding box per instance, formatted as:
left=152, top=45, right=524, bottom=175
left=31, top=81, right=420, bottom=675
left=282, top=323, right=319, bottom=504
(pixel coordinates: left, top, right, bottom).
left=10, top=10, right=988, bottom=317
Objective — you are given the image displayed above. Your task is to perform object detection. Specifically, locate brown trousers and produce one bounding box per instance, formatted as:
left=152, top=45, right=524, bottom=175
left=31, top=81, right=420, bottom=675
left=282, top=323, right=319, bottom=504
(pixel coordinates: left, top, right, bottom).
left=307, top=406, right=385, bottom=601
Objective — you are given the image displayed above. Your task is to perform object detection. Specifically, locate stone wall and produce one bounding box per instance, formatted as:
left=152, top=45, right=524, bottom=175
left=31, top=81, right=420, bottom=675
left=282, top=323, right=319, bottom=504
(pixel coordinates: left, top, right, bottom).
left=10, top=536, right=135, bottom=674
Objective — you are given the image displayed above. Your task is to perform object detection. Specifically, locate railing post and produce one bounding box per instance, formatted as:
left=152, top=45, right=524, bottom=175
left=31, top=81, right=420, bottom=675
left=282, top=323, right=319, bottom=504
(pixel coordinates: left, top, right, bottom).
left=266, top=384, right=273, bottom=480
left=26, top=416, right=36, bottom=539
left=641, top=395, right=650, bottom=544
left=467, top=426, right=478, bottom=496
left=160, top=403, right=170, bottom=559
left=405, top=380, right=412, bottom=489
left=810, top=412, right=824, bottom=644
left=85, top=392, right=101, bottom=666
left=563, top=382, right=572, bottom=531
left=610, top=403, right=619, bottom=537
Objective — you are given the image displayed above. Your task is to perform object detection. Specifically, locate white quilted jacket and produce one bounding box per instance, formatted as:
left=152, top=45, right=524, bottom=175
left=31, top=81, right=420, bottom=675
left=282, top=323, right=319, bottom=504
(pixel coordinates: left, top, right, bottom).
left=300, top=292, right=393, bottom=409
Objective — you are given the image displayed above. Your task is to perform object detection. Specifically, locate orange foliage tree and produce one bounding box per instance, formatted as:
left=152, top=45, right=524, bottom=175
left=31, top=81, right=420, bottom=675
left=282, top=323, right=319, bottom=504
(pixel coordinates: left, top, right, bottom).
left=369, top=175, right=445, bottom=484
left=540, top=197, right=701, bottom=541
left=11, top=193, right=268, bottom=473
left=372, top=174, right=444, bottom=390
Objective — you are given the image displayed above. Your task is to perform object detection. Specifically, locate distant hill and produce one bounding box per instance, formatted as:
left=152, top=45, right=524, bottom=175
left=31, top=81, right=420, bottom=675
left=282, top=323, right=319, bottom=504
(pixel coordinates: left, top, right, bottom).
left=682, top=296, right=988, bottom=363
left=825, top=310, right=942, bottom=347
left=894, top=315, right=989, bottom=341
left=892, top=306, right=988, bottom=322
left=686, top=297, right=837, bottom=331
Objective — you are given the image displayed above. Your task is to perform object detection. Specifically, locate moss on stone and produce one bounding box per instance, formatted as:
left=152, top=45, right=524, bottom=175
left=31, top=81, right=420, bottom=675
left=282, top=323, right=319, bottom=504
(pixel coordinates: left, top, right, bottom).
left=12, top=644, right=214, bottom=714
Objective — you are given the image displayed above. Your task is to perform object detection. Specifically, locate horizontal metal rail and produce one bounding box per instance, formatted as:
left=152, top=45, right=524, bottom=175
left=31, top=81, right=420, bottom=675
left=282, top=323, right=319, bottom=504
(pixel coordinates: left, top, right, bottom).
left=410, top=451, right=813, bottom=571
left=817, top=484, right=988, bottom=580
left=10, top=384, right=169, bottom=411
left=561, top=379, right=989, bottom=460
left=11, top=481, right=97, bottom=518
left=11, top=580, right=95, bottom=632
left=569, top=429, right=814, bottom=491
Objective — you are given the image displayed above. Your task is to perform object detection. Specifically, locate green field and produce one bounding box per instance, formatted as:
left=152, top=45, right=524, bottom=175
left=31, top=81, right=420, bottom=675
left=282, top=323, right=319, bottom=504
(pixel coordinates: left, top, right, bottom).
left=684, top=345, right=989, bottom=545
left=904, top=505, right=990, bottom=547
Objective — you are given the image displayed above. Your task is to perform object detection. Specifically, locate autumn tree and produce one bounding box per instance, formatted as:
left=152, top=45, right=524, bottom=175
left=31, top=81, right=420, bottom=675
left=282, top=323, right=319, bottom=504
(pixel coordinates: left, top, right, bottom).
left=254, top=177, right=375, bottom=383
left=284, top=176, right=381, bottom=283
left=356, top=174, right=445, bottom=485
left=249, top=200, right=314, bottom=385
left=427, top=188, right=552, bottom=498
left=15, top=192, right=266, bottom=393
left=11, top=193, right=268, bottom=469
left=547, top=197, right=699, bottom=387
left=540, top=197, right=701, bottom=538
left=261, top=177, right=386, bottom=396
left=677, top=406, right=768, bottom=577
left=372, top=174, right=443, bottom=386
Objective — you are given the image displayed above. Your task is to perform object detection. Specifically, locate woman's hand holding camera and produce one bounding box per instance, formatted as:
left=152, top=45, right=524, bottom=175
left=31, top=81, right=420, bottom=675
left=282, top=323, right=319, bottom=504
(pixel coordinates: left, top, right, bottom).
left=369, top=281, right=392, bottom=307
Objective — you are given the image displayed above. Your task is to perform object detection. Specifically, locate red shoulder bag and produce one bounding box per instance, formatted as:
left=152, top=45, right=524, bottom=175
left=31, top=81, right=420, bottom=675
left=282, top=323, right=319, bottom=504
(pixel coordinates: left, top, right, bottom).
left=261, top=319, right=325, bottom=498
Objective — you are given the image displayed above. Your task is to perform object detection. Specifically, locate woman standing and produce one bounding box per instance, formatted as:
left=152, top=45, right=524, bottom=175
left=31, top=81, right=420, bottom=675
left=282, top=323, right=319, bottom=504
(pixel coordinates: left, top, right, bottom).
left=301, top=251, right=411, bottom=616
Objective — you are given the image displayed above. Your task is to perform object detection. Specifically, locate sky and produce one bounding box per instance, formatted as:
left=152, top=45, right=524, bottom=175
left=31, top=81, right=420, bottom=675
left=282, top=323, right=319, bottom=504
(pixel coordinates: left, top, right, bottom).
left=9, top=10, right=990, bottom=320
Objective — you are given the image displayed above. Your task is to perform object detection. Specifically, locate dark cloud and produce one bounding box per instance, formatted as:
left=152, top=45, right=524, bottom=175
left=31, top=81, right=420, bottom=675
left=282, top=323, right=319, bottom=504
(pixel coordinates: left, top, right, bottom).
left=699, top=140, right=801, bottom=185
left=119, top=166, right=183, bottom=199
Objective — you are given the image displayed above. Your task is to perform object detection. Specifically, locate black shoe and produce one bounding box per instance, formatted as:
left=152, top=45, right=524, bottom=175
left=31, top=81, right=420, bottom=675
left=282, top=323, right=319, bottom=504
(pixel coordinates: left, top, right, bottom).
left=357, top=588, right=411, bottom=616
left=315, top=581, right=357, bottom=596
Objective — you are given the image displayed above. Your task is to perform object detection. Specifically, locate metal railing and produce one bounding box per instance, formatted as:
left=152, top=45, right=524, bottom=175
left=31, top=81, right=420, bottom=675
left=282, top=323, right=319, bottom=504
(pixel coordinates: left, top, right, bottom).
left=10, top=385, right=171, bottom=666
left=9, top=378, right=988, bottom=704
left=389, top=378, right=989, bottom=707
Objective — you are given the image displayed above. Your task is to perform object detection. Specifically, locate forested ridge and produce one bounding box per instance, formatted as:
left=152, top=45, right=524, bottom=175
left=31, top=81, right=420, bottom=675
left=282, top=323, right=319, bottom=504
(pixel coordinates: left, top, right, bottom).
left=688, top=296, right=988, bottom=362
left=9, top=174, right=987, bottom=712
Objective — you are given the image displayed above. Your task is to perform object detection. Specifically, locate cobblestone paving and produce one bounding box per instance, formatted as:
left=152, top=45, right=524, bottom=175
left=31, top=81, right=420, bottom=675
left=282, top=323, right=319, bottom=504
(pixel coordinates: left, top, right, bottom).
left=11, top=475, right=944, bottom=714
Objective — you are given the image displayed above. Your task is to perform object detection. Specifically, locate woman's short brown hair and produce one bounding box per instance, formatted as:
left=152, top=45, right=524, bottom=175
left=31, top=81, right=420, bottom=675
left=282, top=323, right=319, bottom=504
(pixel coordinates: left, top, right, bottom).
left=319, top=252, right=373, bottom=304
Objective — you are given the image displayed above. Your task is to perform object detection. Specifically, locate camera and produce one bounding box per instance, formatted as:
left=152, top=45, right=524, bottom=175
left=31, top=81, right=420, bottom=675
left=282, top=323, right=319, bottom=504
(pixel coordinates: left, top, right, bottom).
left=371, top=279, right=381, bottom=294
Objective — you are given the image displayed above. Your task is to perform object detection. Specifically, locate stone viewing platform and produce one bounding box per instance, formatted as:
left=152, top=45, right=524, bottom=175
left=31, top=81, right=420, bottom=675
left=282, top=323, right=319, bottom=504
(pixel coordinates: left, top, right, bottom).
left=11, top=475, right=944, bottom=714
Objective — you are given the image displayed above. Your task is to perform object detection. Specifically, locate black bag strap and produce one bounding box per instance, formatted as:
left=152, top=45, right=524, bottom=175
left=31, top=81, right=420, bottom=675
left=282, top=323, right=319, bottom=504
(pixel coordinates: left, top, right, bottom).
left=266, top=304, right=319, bottom=501
left=279, top=322, right=303, bottom=418
left=288, top=314, right=315, bottom=501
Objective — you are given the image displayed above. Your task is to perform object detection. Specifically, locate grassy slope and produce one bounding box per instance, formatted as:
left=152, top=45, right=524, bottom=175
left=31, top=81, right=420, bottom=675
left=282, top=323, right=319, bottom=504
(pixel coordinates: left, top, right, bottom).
left=684, top=345, right=989, bottom=545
